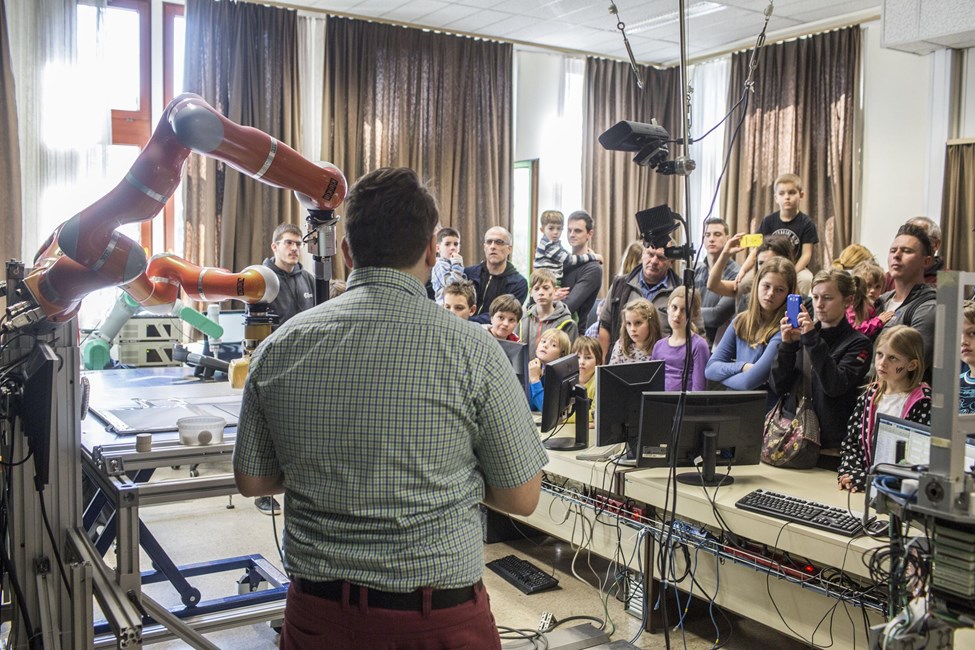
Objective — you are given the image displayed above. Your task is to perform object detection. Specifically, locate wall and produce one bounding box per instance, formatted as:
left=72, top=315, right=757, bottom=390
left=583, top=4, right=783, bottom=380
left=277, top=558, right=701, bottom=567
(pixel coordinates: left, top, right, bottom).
left=858, top=22, right=934, bottom=263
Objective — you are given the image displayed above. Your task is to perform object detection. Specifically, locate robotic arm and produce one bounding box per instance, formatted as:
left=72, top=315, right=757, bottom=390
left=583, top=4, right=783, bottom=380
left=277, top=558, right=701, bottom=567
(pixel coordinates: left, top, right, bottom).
left=6, top=92, right=346, bottom=331
left=81, top=254, right=277, bottom=370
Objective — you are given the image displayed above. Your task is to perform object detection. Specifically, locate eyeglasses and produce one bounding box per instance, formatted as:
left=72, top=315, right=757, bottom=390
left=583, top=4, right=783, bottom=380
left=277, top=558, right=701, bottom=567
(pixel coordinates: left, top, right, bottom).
left=275, top=239, right=302, bottom=249
left=484, top=238, right=510, bottom=247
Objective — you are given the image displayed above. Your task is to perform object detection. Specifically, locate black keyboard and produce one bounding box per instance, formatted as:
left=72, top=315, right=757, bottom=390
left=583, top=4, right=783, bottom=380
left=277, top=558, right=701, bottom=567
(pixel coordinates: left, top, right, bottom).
left=735, top=489, right=888, bottom=537
left=486, top=555, right=560, bottom=594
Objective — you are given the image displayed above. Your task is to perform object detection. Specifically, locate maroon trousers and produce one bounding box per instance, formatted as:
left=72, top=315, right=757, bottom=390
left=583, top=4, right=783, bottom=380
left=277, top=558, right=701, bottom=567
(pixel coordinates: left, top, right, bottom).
left=279, top=580, right=502, bottom=650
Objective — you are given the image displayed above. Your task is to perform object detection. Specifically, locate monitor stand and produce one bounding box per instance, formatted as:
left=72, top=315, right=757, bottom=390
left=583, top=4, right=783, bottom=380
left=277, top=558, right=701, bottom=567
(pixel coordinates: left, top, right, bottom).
left=676, top=429, right=734, bottom=487
left=543, top=386, right=589, bottom=452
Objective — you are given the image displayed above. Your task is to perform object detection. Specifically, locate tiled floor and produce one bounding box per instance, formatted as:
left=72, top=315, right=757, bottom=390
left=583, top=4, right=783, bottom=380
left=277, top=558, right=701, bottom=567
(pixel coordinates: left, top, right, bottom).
left=113, top=465, right=814, bottom=648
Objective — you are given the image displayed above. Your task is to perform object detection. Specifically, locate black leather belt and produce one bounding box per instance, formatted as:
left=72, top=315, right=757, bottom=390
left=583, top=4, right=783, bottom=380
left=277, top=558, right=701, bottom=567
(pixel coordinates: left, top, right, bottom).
left=292, top=578, right=481, bottom=611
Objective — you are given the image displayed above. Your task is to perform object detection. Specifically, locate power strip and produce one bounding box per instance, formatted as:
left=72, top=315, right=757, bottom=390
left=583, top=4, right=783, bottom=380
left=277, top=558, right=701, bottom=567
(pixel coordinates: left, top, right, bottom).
left=543, top=623, right=611, bottom=650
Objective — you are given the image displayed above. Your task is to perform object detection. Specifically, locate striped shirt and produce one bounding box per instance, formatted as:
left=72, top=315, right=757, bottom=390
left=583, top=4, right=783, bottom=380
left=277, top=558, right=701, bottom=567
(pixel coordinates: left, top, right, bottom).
left=234, top=266, right=547, bottom=591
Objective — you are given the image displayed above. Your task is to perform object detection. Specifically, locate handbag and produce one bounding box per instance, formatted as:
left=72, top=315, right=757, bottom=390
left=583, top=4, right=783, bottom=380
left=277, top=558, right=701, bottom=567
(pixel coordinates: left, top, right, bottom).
left=761, top=348, right=821, bottom=469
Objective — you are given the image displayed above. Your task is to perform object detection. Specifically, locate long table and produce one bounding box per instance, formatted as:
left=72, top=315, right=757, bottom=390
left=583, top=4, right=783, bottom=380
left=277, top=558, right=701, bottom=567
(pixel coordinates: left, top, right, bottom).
left=624, top=464, right=886, bottom=649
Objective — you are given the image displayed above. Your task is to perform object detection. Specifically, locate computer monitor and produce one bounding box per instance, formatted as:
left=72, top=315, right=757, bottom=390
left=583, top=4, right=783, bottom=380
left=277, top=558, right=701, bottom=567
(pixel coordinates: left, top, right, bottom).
left=875, top=414, right=975, bottom=471
left=636, top=390, right=767, bottom=486
left=540, top=354, right=589, bottom=451
left=595, top=361, right=665, bottom=462
left=497, top=339, right=530, bottom=404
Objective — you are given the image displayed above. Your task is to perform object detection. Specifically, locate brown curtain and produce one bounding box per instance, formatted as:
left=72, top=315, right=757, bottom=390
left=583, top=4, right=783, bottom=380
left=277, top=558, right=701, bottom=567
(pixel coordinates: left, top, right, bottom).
left=581, top=58, right=681, bottom=295
left=942, top=143, right=975, bottom=272
left=182, top=0, right=300, bottom=271
left=720, top=27, right=860, bottom=272
left=0, top=0, right=20, bottom=291
left=323, top=17, right=512, bottom=277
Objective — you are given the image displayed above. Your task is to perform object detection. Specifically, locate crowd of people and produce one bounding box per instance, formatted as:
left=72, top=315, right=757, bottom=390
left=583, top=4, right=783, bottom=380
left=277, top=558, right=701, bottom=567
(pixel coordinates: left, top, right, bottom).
left=233, top=166, right=965, bottom=647
left=419, top=172, right=963, bottom=498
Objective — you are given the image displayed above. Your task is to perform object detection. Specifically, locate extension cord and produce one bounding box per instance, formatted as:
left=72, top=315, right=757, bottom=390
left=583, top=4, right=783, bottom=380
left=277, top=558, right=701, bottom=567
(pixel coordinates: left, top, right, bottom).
left=543, top=623, right=610, bottom=650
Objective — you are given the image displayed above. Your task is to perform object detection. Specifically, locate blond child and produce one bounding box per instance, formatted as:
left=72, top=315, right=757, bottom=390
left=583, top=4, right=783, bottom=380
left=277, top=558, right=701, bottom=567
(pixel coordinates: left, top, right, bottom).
left=483, top=294, right=522, bottom=341
left=960, top=301, right=975, bottom=414
left=609, top=299, right=662, bottom=365
left=518, top=269, right=578, bottom=357
left=527, top=329, right=572, bottom=411
left=652, top=287, right=710, bottom=391
left=443, top=281, right=477, bottom=321
left=534, top=210, right=601, bottom=284
left=735, top=173, right=818, bottom=295
left=567, top=336, right=600, bottom=426
left=837, top=325, right=931, bottom=492
left=432, top=227, right=466, bottom=305
left=847, top=261, right=891, bottom=339
left=705, top=258, right=796, bottom=395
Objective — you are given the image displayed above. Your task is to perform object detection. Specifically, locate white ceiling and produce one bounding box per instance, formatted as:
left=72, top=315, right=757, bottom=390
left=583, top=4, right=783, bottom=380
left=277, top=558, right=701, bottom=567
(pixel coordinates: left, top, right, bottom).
left=292, top=0, right=882, bottom=65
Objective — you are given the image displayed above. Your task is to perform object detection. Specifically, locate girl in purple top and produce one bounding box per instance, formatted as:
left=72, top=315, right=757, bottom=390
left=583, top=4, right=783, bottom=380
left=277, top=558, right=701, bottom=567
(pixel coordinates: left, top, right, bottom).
left=652, top=286, right=710, bottom=391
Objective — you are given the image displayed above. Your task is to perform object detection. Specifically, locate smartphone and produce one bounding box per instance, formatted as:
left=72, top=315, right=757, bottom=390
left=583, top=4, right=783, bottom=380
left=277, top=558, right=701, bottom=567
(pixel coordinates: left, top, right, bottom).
left=786, top=294, right=802, bottom=328
left=740, top=233, right=764, bottom=248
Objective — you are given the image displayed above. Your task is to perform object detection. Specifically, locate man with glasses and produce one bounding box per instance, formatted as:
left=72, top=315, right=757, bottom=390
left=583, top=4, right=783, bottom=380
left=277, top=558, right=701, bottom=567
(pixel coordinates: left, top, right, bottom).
left=464, top=226, right=528, bottom=324
left=265, top=223, right=316, bottom=326
left=255, top=222, right=316, bottom=516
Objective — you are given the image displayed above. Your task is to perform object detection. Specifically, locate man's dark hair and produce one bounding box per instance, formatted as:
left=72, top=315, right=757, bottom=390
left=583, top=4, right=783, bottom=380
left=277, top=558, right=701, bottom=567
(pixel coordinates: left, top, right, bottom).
left=703, top=218, right=729, bottom=236
left=344, top=167, right=440, bottom=269
left=567, top=210, right=594, bottom=232
left=272, top=222, right=302, bottom=242
left=437, top=226, right=460, bottom=243
left=896, top=223, right=933, bottom=258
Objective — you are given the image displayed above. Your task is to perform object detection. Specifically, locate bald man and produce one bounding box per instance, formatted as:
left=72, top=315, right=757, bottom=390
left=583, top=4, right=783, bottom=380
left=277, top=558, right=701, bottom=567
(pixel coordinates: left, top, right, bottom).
left=464, top=226, right=528, bottom=324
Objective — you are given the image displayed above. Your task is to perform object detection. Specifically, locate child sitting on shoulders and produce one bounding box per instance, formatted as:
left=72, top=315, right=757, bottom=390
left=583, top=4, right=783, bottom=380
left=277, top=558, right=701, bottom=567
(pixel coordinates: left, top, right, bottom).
left=609, top=299, right=661, bottom=365
left=518, top=269, right=578, bottom=356
left=567, top=336, right=600, bottom=426
left=837, top=325, right=931, bottom=492
left=432, top=227, right=466, bottom=305
left=960, top=301, right=975, bottom=414
left=534, top=210, right=602, bottom=285
left=527, top=329, right=573, bottom=411
left=443, top=281, right=477, bottom=321
left=484, top=294, right=522, bottom=341
left=846, top=261, right=891, bottom=339
left=652, top=286, right=710, bottom=391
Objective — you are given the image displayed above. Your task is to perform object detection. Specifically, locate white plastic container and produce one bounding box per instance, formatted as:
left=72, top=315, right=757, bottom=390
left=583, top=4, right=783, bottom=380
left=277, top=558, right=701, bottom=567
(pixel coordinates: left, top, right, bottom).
left=177, top=416, right=226, bottom=446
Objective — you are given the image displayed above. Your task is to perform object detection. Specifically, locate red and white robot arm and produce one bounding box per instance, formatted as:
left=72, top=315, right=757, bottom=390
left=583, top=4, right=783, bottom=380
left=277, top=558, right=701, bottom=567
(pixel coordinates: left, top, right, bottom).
left=6, top=93, right=346, bottom=330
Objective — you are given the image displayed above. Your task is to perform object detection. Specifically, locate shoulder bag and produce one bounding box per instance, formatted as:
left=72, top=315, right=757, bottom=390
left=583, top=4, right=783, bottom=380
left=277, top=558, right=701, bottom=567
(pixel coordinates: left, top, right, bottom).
left=761, top=348, right=821, bottom=469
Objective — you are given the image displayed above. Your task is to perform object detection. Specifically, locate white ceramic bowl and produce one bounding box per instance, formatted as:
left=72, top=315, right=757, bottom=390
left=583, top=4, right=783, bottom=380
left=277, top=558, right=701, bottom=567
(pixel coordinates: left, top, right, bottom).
left=177, top=416, right=226, bottom=446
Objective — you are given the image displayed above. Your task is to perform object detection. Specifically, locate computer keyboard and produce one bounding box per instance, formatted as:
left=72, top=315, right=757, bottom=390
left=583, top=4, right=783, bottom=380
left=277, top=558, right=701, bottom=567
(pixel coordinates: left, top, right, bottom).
left=486, top=555, right=560, bottom=594
left=735, top=489, right=888, bottom=537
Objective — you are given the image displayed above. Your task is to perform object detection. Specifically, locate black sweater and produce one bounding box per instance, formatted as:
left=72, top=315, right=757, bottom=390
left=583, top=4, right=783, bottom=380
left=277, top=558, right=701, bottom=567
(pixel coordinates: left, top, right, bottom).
left=769, top=319, right=872, bottom=448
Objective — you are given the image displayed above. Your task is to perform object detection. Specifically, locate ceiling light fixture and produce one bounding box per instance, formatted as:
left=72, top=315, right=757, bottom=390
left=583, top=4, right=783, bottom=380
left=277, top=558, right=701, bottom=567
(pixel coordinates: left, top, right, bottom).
left=626, top=1, right=727, bottom=34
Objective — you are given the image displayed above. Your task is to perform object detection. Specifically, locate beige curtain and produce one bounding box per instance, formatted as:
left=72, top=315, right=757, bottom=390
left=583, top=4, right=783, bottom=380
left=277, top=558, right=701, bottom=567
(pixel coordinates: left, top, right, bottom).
left=581, top=59, right=681, bottom=295
left=0, top=0, right=20, bottom=287
left=323, top=17, right=513, bottom=277
left=720, top=27, right=860, bottom=272
left=942, top=143, right=975, bottom=272
left=182, top=0, right=300, bottom=271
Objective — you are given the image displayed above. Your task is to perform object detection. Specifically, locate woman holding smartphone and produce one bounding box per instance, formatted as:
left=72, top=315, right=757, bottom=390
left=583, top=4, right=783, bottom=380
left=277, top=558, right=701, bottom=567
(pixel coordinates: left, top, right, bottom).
left=770, top=270, right=873, bottom=464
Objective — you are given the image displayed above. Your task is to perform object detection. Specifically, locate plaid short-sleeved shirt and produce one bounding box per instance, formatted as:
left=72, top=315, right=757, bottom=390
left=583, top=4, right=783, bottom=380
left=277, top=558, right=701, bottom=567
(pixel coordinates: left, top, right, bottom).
left=234, top=267, right=548, bottom=591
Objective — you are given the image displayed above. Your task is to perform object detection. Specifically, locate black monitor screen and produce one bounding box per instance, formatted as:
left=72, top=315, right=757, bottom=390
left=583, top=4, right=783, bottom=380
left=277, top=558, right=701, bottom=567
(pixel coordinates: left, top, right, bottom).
left=541, top=354, right=579, bottom=433
left=636, top=391, right=767, bottom=482
left=595, top=361, right=665, bottom=457
left=497, top=339, right=530, bottom=404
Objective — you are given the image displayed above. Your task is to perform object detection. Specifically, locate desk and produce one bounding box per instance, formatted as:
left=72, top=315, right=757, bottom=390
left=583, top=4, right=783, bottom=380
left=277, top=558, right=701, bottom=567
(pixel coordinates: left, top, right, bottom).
left=81, top=368, right=288, bottom=648
left=625, top=465, right=886, bottom=649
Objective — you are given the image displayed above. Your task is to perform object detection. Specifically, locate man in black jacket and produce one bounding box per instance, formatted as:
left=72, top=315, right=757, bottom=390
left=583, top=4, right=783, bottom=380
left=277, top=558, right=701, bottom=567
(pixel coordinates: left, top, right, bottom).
left=464, top=226, right=528, bottom=324
left=264, top=223, right=316, bottom=325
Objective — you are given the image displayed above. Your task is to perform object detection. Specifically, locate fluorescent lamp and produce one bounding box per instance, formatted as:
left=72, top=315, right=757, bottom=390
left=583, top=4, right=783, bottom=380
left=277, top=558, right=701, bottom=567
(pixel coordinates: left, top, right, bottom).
left=626, top=2, right=727, bottom=34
